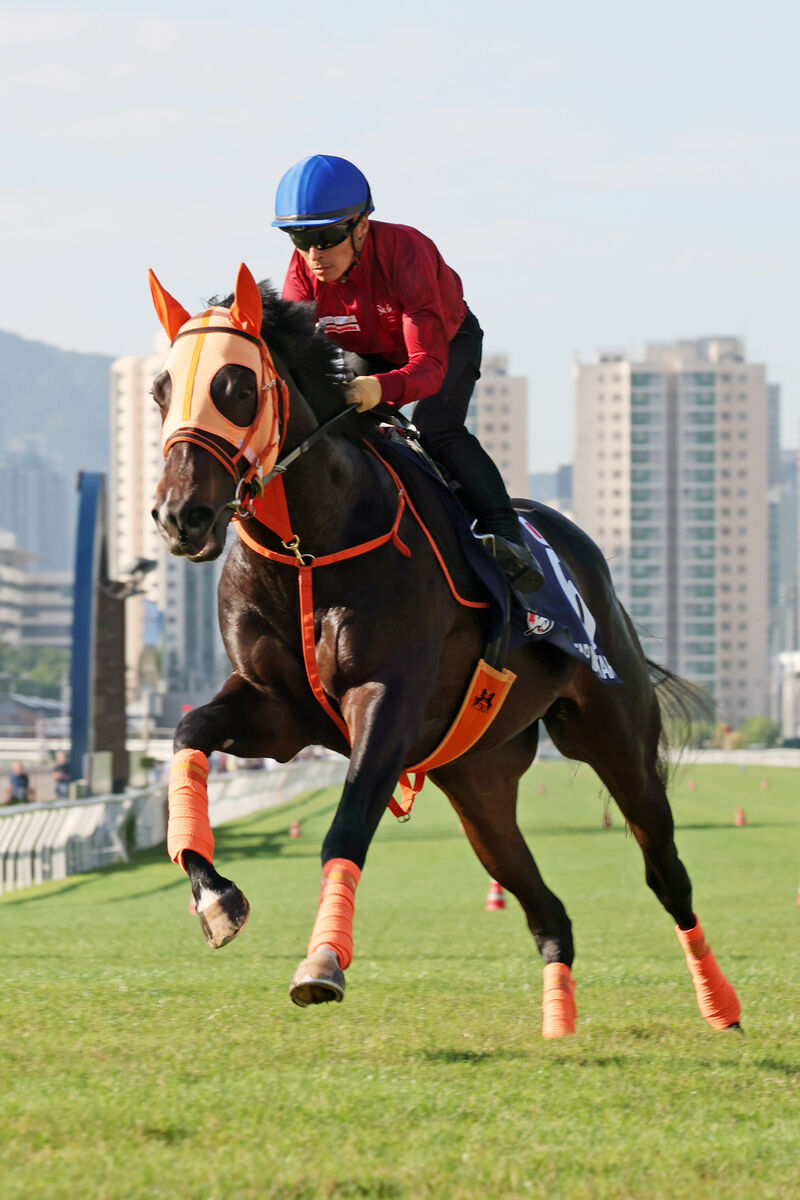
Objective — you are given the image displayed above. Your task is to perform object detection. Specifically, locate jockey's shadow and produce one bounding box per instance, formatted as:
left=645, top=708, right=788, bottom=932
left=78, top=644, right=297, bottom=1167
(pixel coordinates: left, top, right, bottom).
left=421, top=1047, right=523, bottom=1065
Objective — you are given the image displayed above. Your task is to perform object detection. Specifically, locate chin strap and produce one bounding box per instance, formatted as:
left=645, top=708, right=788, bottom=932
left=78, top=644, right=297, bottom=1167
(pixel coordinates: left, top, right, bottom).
left=337, top=212, right=369, bottom=284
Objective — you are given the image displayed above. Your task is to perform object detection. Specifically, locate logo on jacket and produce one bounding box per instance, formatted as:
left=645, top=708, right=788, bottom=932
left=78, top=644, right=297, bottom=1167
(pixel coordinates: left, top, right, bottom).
left=318, top=315, right=361, bottom=334
left=376, top=302, right=399, bottom=325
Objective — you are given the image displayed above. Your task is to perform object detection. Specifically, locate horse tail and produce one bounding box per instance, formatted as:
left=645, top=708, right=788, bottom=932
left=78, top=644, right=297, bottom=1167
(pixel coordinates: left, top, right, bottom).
left=647, top=658, right=715, bottom=780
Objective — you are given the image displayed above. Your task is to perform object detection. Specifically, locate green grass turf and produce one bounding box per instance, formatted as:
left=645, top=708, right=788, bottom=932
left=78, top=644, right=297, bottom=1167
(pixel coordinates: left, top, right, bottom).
left=1, top=761, right=799, bottom=1199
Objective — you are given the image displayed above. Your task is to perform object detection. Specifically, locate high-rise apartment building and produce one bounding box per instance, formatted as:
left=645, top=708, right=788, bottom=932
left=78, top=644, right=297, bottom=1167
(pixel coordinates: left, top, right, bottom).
left=772, top=447, right=799, bottom=731
left=467, top=354, right=529, bottom=498
left=110, top=339, right=228, bottom=721
left=110, top=341, right=167, bottom=697
left=0, top=437, right=70, bottom=571
left=573, top=337, right=771, bottom=722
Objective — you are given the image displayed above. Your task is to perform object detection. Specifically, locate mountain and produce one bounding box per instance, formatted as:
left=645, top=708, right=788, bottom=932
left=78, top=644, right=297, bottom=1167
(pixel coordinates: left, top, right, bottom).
left=0, top=329, right=112, bottom=483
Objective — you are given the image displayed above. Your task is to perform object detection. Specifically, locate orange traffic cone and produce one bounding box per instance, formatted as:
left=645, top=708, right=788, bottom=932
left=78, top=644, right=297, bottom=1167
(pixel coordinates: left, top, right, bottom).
left=687, top=779, right=697, bottom=792
left=290, top=820, right=301, bottom=839
left=537, top=782, right=546, bottom=795
left=761, top=778, right=770, bottom=791
left=485, top=880, right=506, bottom=911
left=734, top=807, right=746, bottom=827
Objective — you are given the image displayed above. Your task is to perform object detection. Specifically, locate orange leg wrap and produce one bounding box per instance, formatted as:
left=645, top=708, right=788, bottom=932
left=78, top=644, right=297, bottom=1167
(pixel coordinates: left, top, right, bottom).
left=167, top=749, right=214, bottom=871
left=542, top=962, right=577, bottom=1038
left=308, top=858, right=361, bottom=970
left=676, top=918, right=741, bottom=1030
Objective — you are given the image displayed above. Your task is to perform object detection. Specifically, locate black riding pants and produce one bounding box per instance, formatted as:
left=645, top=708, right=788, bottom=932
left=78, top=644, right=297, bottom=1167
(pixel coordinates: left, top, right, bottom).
left=345, top=307, right=520, bottom=539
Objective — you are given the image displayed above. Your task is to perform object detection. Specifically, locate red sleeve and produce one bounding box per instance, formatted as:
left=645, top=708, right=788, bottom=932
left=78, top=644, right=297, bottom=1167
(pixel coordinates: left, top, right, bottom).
left=281, top=252, right=314, bottom=302
left=371, top=241, right=453, bottom=408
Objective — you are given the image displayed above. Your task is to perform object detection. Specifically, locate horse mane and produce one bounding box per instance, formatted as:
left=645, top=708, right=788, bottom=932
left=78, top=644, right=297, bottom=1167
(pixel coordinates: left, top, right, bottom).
left=209, top=279, right=359, bottom=429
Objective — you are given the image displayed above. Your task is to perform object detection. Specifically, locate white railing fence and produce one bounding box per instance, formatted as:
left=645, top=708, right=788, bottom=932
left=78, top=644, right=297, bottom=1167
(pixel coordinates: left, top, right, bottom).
left=0, top=756, right=347, bottom=896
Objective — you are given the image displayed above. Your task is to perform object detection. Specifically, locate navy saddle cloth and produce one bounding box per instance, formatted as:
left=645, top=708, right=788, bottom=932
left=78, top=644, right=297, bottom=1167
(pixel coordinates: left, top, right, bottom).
left=374, top=430, right=618, bottom=683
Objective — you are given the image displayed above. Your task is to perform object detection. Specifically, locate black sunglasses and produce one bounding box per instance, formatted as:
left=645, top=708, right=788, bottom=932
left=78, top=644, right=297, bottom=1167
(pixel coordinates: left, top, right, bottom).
left=287, top=218, right=359, bottom=253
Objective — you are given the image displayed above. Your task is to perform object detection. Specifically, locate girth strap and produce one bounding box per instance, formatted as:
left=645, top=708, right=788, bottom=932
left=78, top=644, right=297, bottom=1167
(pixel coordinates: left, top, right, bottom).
left=388, top=658, right=516, bottom=819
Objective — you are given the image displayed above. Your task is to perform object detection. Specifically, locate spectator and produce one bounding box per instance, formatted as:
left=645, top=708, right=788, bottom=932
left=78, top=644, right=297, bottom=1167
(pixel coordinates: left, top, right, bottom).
left=51, top=750, right=71, bottom=800
left=5, top=761, right=34, bottom=805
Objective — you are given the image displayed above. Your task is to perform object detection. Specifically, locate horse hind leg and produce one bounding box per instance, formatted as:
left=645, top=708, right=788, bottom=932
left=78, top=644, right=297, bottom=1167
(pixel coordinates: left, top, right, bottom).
left=545, top=683, right=740, bottom=1031
left=432, top=734, right=577, bottom=1038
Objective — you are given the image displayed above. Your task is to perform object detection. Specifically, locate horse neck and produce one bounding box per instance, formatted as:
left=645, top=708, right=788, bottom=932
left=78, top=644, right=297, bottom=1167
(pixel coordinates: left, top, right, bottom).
left=271, top=380, right=391, bottom=553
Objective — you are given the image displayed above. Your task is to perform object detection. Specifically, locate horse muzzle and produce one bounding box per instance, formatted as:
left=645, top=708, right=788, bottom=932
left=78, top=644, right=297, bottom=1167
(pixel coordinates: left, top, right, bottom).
left=152, top=497, right=230, bottom=561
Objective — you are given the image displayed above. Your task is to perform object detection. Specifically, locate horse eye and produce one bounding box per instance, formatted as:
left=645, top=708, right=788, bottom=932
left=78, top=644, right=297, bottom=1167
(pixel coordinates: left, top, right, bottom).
left=209, top=366, right=257, bottom=427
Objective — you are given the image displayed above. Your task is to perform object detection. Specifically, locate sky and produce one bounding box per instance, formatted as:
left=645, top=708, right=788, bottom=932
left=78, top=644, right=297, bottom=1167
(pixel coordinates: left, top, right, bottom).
left=1, top=0, right=798, bottom=473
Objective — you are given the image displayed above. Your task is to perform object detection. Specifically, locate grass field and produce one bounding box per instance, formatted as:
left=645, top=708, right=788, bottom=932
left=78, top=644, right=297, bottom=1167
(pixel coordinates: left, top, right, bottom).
left=2, top=760, right=799, bottom=1199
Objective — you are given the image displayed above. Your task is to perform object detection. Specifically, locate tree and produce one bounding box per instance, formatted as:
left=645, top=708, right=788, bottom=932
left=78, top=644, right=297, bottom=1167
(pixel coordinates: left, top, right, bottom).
left=737, top=716, right=780, bottom=749
left=0, top=639, right=69, bottom=700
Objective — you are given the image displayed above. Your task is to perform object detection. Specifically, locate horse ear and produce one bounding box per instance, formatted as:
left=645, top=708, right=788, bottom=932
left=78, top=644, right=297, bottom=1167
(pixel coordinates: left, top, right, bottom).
left=148, top=269, right=191, bottom=340
left=230, top=263, right=263, bottom=338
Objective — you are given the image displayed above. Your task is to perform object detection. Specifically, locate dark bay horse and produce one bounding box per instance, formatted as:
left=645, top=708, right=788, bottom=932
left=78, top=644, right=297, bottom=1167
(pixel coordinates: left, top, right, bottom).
left=148, top=264, right=740, bottom=1036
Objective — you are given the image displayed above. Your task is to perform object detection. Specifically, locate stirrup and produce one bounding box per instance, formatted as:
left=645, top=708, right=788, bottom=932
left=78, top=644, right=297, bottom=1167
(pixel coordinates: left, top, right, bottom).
left=478, top=533, right=545, bottom=596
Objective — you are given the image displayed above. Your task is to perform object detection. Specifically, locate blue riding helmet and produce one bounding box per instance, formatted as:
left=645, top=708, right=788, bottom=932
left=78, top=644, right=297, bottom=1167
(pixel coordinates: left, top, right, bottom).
left=272, top=154, right=374, bottom=228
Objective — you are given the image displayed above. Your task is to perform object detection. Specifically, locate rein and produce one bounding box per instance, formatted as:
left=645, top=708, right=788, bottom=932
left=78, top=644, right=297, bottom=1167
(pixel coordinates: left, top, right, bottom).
left=226, top=406, right=354, bottom=519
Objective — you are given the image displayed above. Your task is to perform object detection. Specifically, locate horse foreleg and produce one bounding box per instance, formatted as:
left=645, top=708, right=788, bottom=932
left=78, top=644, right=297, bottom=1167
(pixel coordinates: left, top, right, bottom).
left=167, top=746, right=250, bottom=948
left=290, top=674, right=425, bottom=1008
left=432, top=731, right=577, bottom=1038
left=170, top=672, right=308, bottom=949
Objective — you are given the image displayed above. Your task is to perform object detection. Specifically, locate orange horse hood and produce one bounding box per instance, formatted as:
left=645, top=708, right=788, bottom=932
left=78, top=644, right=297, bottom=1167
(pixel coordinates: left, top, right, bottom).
left=148, top=263, right=286, bottom=484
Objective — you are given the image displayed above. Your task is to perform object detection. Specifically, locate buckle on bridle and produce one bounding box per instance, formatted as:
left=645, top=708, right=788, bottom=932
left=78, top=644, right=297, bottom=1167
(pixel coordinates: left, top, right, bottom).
left=224, top=471, right=266, bottom=518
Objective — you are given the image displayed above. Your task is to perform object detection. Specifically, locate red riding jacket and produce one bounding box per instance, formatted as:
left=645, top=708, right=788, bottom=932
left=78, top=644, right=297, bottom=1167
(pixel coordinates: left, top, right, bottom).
left=281, top=220, right=467, bottom=408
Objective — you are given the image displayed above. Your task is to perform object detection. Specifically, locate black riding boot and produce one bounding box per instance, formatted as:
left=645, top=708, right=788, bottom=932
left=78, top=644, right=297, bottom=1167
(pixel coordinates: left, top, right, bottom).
left=475, top=508, right=545, bottom=597
left=422, top=428, right=544, bottom=596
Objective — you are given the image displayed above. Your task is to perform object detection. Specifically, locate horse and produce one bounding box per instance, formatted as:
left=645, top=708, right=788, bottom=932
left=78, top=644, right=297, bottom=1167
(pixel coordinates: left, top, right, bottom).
left=148, top=263, right=741, bottom=1037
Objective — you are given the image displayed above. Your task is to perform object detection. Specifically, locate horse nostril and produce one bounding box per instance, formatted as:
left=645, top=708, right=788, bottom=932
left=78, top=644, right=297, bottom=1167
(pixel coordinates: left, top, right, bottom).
left=183, top=506, right=215, bottom=536
left=153, top=500, right=215, bottom=544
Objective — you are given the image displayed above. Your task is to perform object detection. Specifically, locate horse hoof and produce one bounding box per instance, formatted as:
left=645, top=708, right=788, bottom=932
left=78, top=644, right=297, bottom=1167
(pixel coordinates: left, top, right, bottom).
left=289, top=945, right=345, bottom=1007
left=196, top=884, right=250, bottom=948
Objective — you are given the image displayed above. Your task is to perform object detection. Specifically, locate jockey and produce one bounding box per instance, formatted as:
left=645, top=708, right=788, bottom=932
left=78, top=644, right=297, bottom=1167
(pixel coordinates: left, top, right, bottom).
left=272, top=153, right=544, bottom=598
